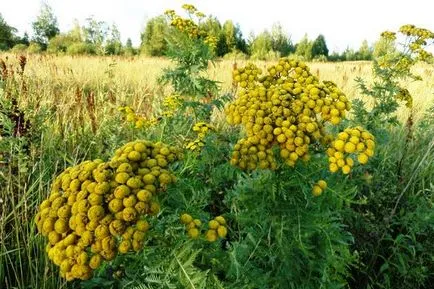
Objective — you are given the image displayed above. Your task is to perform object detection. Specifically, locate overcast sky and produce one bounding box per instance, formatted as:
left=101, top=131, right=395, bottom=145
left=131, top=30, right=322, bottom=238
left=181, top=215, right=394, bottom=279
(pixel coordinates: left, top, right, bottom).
left=1, top=0, right=433, bottom=52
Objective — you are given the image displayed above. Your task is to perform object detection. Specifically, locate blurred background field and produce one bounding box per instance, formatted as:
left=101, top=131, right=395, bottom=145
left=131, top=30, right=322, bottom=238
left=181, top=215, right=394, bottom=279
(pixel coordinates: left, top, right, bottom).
left=2, top=54, right=433, bottom=125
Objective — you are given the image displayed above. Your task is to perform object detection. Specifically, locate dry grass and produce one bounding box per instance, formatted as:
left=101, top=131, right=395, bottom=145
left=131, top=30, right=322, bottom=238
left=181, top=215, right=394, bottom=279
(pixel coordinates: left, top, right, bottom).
left=2, top=53, right=434, bottom=123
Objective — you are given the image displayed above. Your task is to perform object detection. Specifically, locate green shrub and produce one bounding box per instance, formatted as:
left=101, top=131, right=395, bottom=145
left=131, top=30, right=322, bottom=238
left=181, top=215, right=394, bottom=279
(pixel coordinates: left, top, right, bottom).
left=222, top=50, right=249, bottom=61
left=27, top=42, right=42, bottom=54
left=11, top=43, right=28, bottom=53
left=66, top=43, right=96, bottom=55
left=47, top=34, right=79, bottom=54
left=347, top=25, right=434, bottom=289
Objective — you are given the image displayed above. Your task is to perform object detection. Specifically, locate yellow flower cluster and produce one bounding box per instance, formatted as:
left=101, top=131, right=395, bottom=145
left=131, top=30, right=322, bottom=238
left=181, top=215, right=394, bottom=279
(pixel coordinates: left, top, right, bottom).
left=118, top=106, right=158, bottom=129
left=225, top=58, right=351, bottom=170
left=181, top=4, right=198, bottom=14
left=381, top=25, right=434, bottom=65
left=380, top=31, right=397, bottom=41
left=206, top=216, right=227, bottom=242
left=203, top=35, right=218, bottom=50
left=312, top=180, right=327, bottom=197
left=186, top=122, right=214, bottom=151
left=164, top=5, right=217, bottom=49
left=180, top=213, right=201, bottom=239
left=399, top=24, right=434, bottom=39
left=35, top=140, right=181, bottom=281
left=179, top=214, right=227, bottom=242
left=416, top=49, right=433, bottom=62
left=169, top=17, right=200, bottom=39
left=161, top=95, right=182, bottom=117
left=327, top=127, right=375, bottom=174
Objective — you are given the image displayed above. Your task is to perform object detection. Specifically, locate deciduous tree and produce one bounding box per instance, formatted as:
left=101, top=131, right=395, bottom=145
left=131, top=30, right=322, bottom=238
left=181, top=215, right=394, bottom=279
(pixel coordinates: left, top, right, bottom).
left=32, top=3, right=59, bottom=48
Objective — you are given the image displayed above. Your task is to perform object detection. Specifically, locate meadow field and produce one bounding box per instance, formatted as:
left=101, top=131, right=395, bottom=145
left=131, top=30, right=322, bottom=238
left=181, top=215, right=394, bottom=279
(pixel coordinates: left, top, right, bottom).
left=1, top=50, right=434, bottom=289
left=3, top=54, right=434, bottom=124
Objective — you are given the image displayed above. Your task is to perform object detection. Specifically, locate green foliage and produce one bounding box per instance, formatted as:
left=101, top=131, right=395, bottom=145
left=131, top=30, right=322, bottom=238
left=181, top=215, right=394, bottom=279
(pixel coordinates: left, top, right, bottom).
left=1, top=1, right=433, bottom=287
left=357, top=40, right=373, bottom=60
left=66, top=42, right=96, bottom=55
left=354, top=27, right=433, bottom=129
left=124, top=38, right=137, bottom=56
left=270, top=23, right=295, bottom=57
left=311, top=34, right=329, bottom=59
left=11, top=43, right=28, bottom=53
left=294, top=34, right=329, bottom=61
left=101, top=7, right=362, bottom=287
left=27, top=42, right=43, bottom=54
left=159, top=27, right=220, bottom=120
left=31, top=3, right=60, bottom=48
left=346, top=119, right=434, bottom=289
left=373, top=36, right=397, bottom=60
left=0, top=13, right=18, bottom=50
left=140, top=16, right=169, bottom=56
left=105, top=23, right=123, bottom=55
left=136, top=12, right=229, bottom=60
left=222, top=164, right=356, bottom=289
left=249, top=31, right=275, bottom=60
left=294, top=34, right=313, bottom=61
left=222, top=20, right=237, bottom=53
left=347, top=25, right=434, bottom=289
left=82, top=16, right=109, bottom=55
left=47, top=33, right=81, bottom=54
left=0, top=74, right=60, bottom=289
left=328, top=41, right=373, bottom=62
left=213, top=20, right=248, bottom=57
left=223, top=50, right=249, bottom=61
left=46, top=18, right=123, bottom=56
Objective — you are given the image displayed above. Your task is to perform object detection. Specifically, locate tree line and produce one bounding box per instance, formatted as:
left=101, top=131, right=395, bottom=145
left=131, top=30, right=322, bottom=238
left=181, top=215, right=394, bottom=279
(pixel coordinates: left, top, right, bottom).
left=0, top=3, right=374, bottom=61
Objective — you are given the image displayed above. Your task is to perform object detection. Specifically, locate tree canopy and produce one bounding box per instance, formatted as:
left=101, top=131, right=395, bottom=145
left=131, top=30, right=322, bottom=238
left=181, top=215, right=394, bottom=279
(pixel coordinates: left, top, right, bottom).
left=32, top=3, right=59, bottom=46
left=311, top=34, right=329, bottom=58
left=1, top=3, right=375, bottom=61
left=0, top=14, right=17, bottom=50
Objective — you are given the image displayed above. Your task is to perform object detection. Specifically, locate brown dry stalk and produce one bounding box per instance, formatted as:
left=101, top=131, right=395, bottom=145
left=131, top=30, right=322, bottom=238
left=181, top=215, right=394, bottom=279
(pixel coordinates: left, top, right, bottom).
left=86, top=90, right=97, bottom=134
left=107, top=90, right=116, bottom=105
left=18, top=55, right=27, bottom=75
left=0, top=58, right=7, bottom=80
left=74, top=87, right=85, bottom=133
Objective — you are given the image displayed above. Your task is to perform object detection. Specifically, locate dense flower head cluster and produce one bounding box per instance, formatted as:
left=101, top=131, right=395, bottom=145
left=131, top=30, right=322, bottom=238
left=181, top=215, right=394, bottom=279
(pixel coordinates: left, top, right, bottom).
left=186, top=122, right=214, bottom=151
left=179, top=214, right=227, bottom=241
left=180, top=213, right=202, bottom=239
left=312, top=180, right=327, bottom=197
left=118, top=96, right=181, bottom=129
left=35, top=140, right=181, bottom=281
left=380, top=31, right=397, bottom=41
left=225, top=58, right=351, bottom=170
left=400, top=25, right=434, bottom=62
left=118, top=106, right=158, bottom=129
left=327, top=127, right=375, bottom=174
left=161, top=95, right=182, bottom=117
left=399, top=24, right=434, bottom=40
left=164, top=5, right=217, bottom=49
left=206, top=216, right=227, bottom=242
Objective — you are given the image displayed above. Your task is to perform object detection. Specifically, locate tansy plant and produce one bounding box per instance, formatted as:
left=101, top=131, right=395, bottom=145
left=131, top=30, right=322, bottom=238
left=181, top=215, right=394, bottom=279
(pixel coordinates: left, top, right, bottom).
left=225, top=58, right=375, bottom=175
left=160, top=4, right=227, bottom=121
left=34, top=140, right=181, bottom=281
left=354, top=24, right=434, bottom=129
